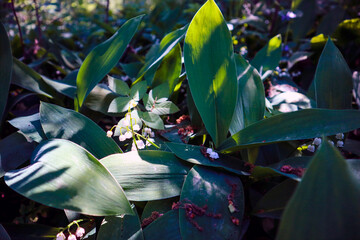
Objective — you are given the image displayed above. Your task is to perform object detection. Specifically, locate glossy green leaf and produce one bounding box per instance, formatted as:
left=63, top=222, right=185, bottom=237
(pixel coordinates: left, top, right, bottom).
left=179, top=165, right=244, bottom=239
left=75, top=15, right=143, bottom=110
left=219, top=109, right=360, bottom=153
left=0, top=21, right=12, bottom=126
left=276, top=140, right=360, bottom=240
left=8, top=113, right=47, bottom=143
left=12, top=58, right=57, bottom=98
left=83, top=84, right=119, bottom=114
left=108, top=76, right=130, bottom=96
left=184, top=0, right=237, bottom=147
left=314, top=38, right=353, bottom=109
left=5, top=139, right=133, bottom=216
left=230, top=54, right=265, bottom=134
left=40, top=102, right=122, bottom=158
left=166, top=142, right=249, bottom=176
left=143, top=210, right=181, bottom=240
left=136, top=25, right=188, bottom=84
left=251, top=34, right=282, bottom=73
left=0, top=132, right=36, bottom=178
left=253, top=179, right=297, bottom=219
left=101, top=150, right=190, bottom=201
left=139, top=111, right=164, bottom=130
left=97, top=205, right=144, bottom=240
left=152, top=43, right=182, bottom=91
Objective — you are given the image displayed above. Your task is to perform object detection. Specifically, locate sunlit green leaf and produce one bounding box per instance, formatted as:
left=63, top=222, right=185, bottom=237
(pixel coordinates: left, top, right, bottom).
left=75, top=15, right=143, bottom=110
left=5, top=139, right=133, bottom=216
left=184, top=0, right=237, bottom=147
left=230, top=54, right=265, bottom=134
left=101, top=150, right=190, bottom=201
left=40, top=102, right=122, bottom=158
left=251, top=34, right=282, bottom=73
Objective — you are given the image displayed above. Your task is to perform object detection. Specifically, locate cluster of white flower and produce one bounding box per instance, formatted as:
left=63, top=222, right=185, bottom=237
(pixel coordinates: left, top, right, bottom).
left=56, top=226, right=85, bottom=240
left=206, top=148, right=219, bottom=159
left=106, top=113, right=157, bottom=151
left=306, top=134, right=345, bottom=153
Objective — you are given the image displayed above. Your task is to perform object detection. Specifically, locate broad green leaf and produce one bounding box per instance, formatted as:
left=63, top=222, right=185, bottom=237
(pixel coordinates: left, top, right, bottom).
left=219, top=109, right=360, bottom=153
left=97, top=206, right=144, bottom=240
left=5, top=139, right=133, bottom=216
left=150, top=101, right=180, bottom=115
left=139, top=111, right=164, bottom=130
left=166, top=142, right=249, bottom=176
left=136, top=25, right=188, bottom=84
left=130, top=81, right=148, bottom=101
left=40, top=102, right=122, bottom=158
left=184, top=0, right=238, bottom=147
left=251, top=34, right=282, bottom=73
left=0, top=132, right=36, bottom=178
left=230, top=54, right=265, bottom=134
left=83, top=84, right=119, bottom=115
left=276, top=140, right=360, bottom=240
left=179, top=165, right=244, bottom=239
left=291, top=0, right=317, bottom=42
left=143, top=210, right=181, bottom=240
left=108, top=76, right=130, bottom=96
left=152, top=43, right=182, bottom=91
left=75, top=15, right=143, bottom=110
left=0, top=21, right=12, bottom=126
left=253, top=179, right=297, bottom=219
left=314, top=38, right=353, bottom=109
left=120, top=62, right=143, bottom=79
left=8, top=113, right=47, bottom=142
left=101, top=150, right=190, bottom=201
left=12, top=58, right=58, bottom=98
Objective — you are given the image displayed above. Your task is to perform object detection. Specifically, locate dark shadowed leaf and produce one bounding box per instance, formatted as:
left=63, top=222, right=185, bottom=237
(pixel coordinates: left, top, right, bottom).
left=166, top=142, right=249, bottom=176
left=179, top=165, right=244, bottom=239
left=97, top=205, right=144, bottom=240
left=184, top=0, right=237, bottom=147
left=12, top=58, right=57, bottom=98
left=0, top=132, right=36, bottom=178
left=253, top=179, right=297, bottom=219
left=0, top=21, right=12, bottom=127
left=141, top=197, right=178, bottom=221
left=143, top=210, right=181, bottom=240
left=5, top=139, right=133, bottom=216
left=277, top=140, right=360, bottom=240
left=314, top=38, right=353, bottom=109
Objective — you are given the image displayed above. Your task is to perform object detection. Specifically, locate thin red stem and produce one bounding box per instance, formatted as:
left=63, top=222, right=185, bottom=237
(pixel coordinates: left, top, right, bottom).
left=10, top=0, right=24, bottom=52
left=33, top=0, right=42, bottom=41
